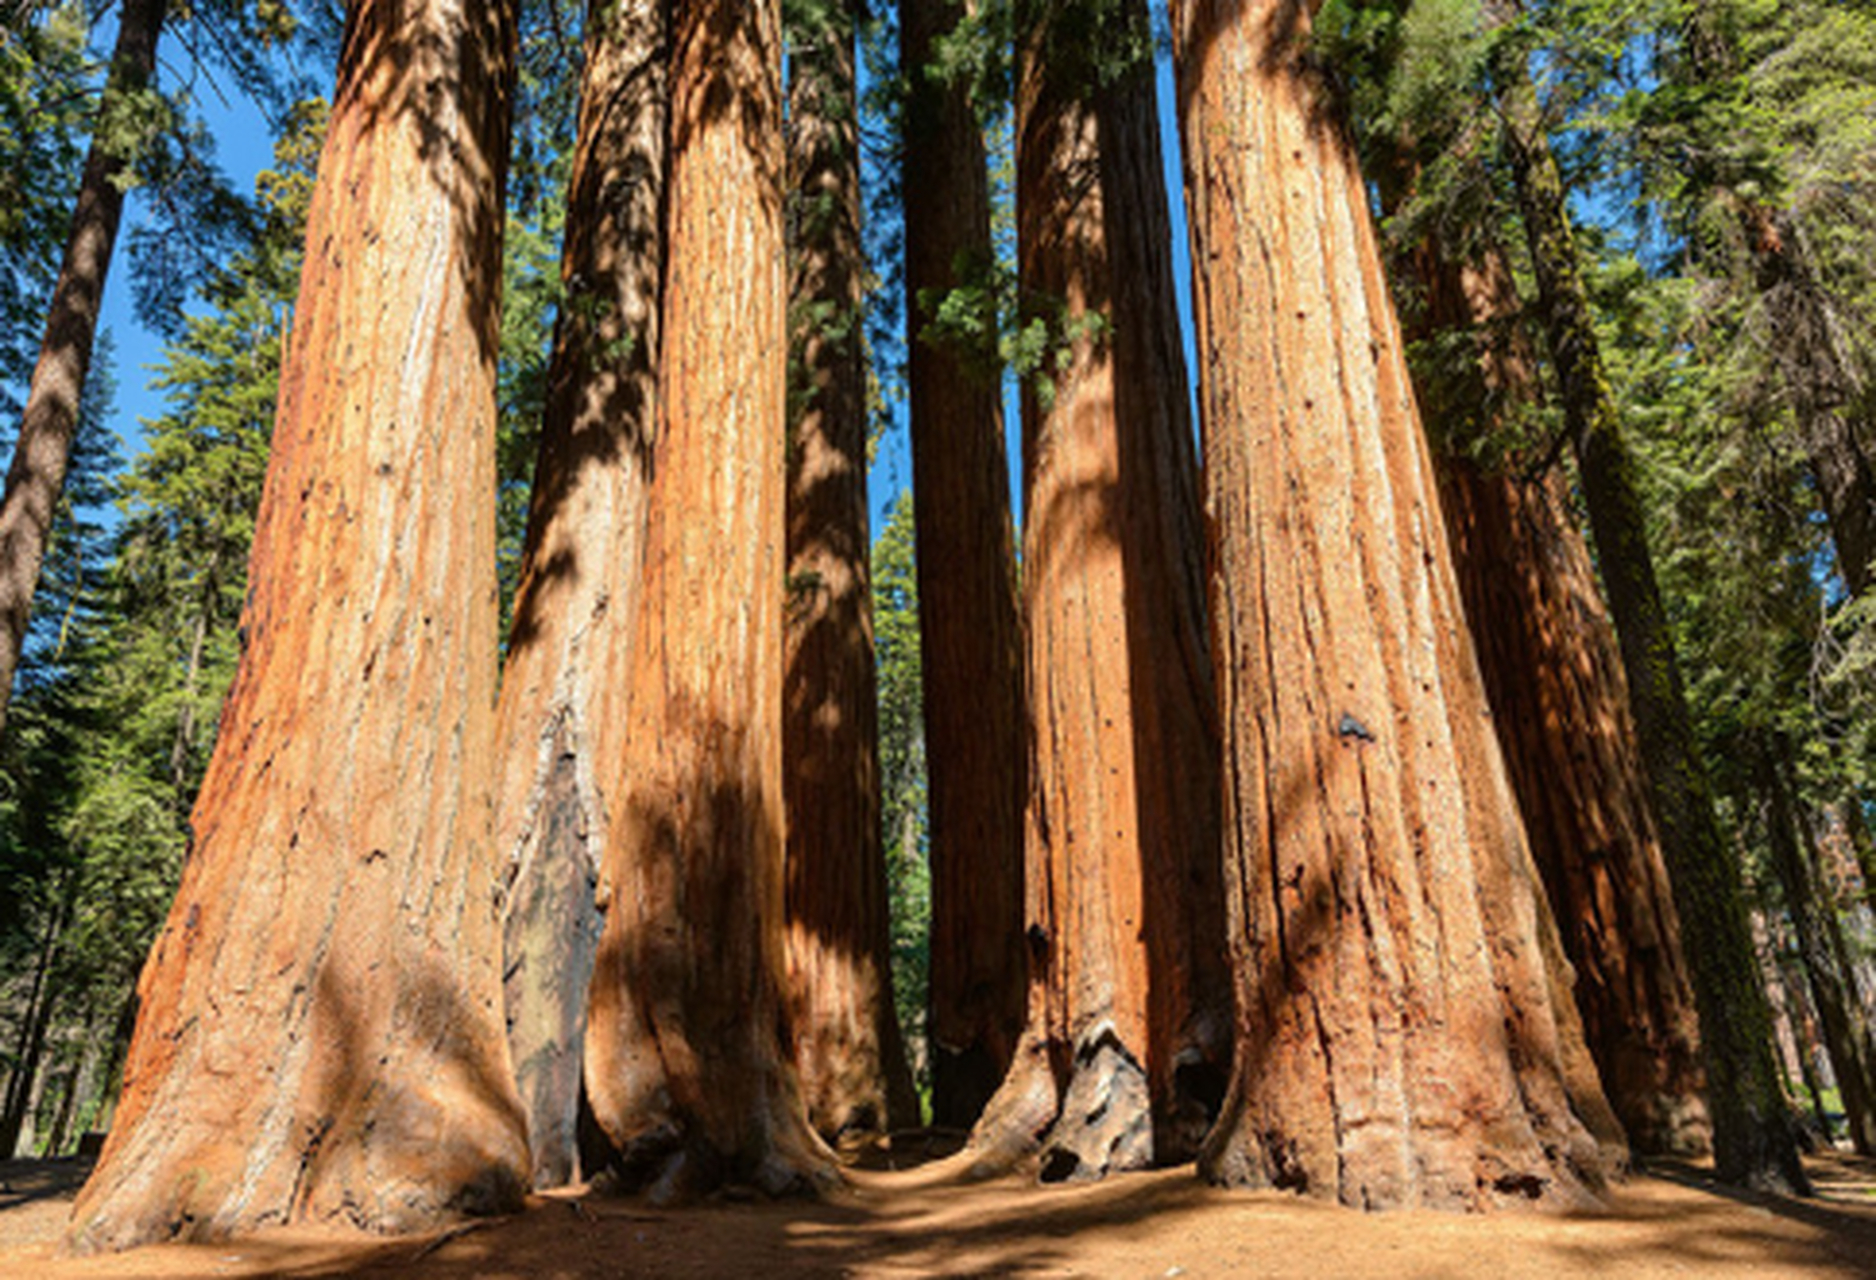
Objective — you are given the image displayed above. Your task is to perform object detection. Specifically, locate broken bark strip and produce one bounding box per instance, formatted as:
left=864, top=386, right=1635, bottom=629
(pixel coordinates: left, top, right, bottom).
left=966, top=0, right=1227, bottom=1184
left=581, top=0, right=835, bottom=1200
left=1170, top=0, right=1616, bottom=1209
left=69, top=0, right=526, bottom=1251
left=493, top=0, right=665, bottom=1190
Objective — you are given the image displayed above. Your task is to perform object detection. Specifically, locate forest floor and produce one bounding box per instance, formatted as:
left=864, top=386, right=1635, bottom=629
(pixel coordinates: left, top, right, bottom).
left=2, top=1141, right=1874, bottom=1278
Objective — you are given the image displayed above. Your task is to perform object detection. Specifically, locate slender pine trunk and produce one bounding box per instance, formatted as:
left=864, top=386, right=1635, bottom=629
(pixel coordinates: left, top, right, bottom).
left=1497, top=57, right=1808, bottom=1193
left=0, top=0, right=167, bottom=736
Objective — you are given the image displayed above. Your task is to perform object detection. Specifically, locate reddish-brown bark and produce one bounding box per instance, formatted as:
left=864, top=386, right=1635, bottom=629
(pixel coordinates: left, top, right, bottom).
left=1405, top=244, right=1710, bottom=1157
left=966, top=0, right=1226, bottom=1183
left=1170, top=0, right=1618, bottom=1208
left=67, top=0, right=526, bottom=1251
left=581, top=0, right=834, bottom=1198
left=492, top=0, right=665, bottom=1190
left=0, top=0, right=166, bottom=736
left=783, top=1, right=920, bottom=1145
left=899, top=0, right=1027, bottom=1129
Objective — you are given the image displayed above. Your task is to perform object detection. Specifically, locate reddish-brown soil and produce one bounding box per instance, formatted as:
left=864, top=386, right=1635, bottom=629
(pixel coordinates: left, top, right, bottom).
left=4, top=1147, right=1873, bottom=1277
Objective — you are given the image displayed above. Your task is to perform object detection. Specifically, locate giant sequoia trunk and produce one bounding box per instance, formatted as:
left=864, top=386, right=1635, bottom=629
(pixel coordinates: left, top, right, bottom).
left=1758, top=738, right=1876, bottom=1154
left=0, top=0, right=166, bottom=736
left=965, top=0, right=1226, bottom=1183
left=1169, top=0, right=1617, bottom=1209
left=783, top=0, right=920, bottom=1146
left=899, top=0, right=1027, bottom=1129
left=492, top=0, right=664, bottom=1190
left=1497, top=61, right=1809, bottom=1194
left=581, top=0, right=834, bottom=1198
left=68, top=0, right=527, bottom=1251
left=1407, top=243, right=1710, bottom=1157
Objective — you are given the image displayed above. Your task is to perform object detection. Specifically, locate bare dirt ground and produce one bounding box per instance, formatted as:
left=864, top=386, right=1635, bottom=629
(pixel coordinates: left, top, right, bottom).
left=3, top=1145, right=1873, bottom=1279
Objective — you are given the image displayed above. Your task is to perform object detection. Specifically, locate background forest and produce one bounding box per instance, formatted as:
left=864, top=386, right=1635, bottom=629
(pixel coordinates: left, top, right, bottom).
left=0, top=0, right=1873, bottom=1203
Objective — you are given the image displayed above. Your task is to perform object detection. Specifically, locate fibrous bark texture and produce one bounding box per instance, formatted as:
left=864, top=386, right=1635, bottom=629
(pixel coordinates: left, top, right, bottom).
left=68, top=0, right=526, bottom=1251
left=1408, top=244, right=1709, bottom=1157
left=582, top=0, right=834, bottom=1199
left=783, top=0, right=920, bottom=1147
left=967, top=0, right=1226, bottom=1184
left=899, top=0, right=1027, bottom=1130
left=1498, top=61, right=1809, bottom=1194
left=1170, top=0, right=1616, bottom=1210
left=492, top=0, right=665, bottom=1190
left=0, top=0, right=166, bottom=736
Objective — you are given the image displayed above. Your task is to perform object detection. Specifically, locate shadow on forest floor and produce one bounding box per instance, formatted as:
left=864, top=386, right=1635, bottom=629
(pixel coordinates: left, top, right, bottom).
left=2, top=1147, right=1874, bottom=1277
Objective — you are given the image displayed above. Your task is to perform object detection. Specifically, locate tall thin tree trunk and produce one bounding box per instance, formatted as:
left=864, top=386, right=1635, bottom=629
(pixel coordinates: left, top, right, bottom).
left=900, top=0, right=1027, bottom=1130
left=1170, top=0, right=1618, bottom=1209
left=1497, top=54, right=1809, bottom=1193
left=1741, top=208, right=1876, bottom=598
left=1754, top=907, right=1826, bottom=1139
left=68, top=0, right=527, bottom=1251
left=1405, top=240, right=1709, bottom=1156
left=0, top=0, right=166, bottom=736
left=783, top=0, right=920, bottom=1146
left=0, top=877, right=68, bottom=1158
left=492, top=0, right=664, bottom=1191
left=966, top=0, right=1225, bottom=1183
left=581, top=0, right=834, bottom=1199
left=1760, top=738, right=1876, bottom=1153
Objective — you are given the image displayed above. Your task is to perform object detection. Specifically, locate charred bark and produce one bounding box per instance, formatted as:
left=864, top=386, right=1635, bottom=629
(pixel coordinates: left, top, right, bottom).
left=0, top=0, right=166, bottom=735
left=1170, top=0, right=1618, bottom=1209
left=492, top=0, right=665, bottom=1190
left=69, top=0, right=527, bottom=1250
left=900, top=0, right=1027, bottom=1129
left=783, top=0, right=921, bottom=1147
left=581, top=0, right=836, bottom=1200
